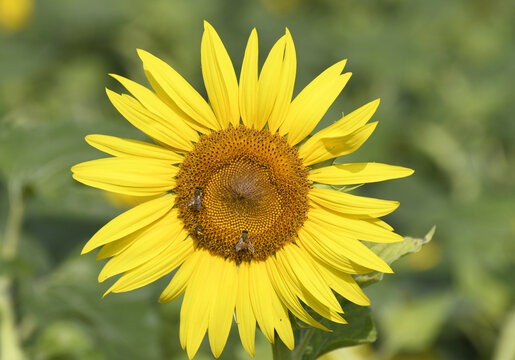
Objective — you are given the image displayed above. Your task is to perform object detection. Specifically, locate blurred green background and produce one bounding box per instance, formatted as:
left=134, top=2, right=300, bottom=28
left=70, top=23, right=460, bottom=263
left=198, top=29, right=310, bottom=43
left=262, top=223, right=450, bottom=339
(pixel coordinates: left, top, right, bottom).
left=0, top=0, right=513, bottom=359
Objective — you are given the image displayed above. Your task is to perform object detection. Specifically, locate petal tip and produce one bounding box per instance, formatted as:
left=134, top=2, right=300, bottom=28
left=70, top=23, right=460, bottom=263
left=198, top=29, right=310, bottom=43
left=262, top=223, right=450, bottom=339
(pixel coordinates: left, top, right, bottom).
left=136, top=48, right=148, bottom=57
left=203, top=20, right=213, bottom=31
left=108, top=73, right=124, bottom=82
left=404, top=168, right=415, bottom=177
left=98, top=272, right=108, bottom=283
left=80, top=244, right=92, bottom=255
left=382, top=264, right=394, bottom=274
left=136, top=49, right=154, bottom=64
left=105, top=87, right=118, bottom=98
left=102, top=287, right=112, bottom=298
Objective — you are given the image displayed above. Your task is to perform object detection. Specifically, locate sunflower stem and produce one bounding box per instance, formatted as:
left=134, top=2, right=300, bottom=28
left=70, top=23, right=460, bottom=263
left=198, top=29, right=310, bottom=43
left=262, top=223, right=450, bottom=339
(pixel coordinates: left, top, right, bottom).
left=292, top=328, right=315, bottom=360
left=272, top=335, right=293, bottom=360
left=0, top=181, right=25, bottom=360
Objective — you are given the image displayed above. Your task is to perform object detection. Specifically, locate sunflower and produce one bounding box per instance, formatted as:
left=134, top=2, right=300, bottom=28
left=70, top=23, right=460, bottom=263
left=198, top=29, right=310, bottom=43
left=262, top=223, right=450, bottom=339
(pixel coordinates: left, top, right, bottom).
left=72, top=21, right=413, bottom=359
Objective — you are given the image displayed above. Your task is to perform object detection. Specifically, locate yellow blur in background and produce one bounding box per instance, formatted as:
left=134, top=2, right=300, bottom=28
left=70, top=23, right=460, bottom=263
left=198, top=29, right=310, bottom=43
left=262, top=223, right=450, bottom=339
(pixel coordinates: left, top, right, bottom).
left=0, top=0, right=33, bottom=31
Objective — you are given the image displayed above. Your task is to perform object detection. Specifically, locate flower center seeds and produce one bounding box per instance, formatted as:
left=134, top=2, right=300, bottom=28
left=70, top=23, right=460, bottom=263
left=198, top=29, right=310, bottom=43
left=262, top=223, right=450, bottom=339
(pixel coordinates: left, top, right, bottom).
left=175, top=126, right=311, bottom=263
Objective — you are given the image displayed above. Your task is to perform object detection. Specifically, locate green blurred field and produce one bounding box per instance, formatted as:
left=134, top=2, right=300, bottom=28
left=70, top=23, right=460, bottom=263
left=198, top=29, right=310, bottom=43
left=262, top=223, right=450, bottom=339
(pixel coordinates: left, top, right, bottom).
left=0, top=0, right=513, bottom=359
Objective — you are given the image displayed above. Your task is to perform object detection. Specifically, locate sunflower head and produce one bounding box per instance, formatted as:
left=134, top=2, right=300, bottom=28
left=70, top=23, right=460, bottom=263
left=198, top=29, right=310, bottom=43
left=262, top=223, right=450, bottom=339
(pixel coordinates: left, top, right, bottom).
left=175, top=125, right=310, bottom=263
left=72, top=21, right=413, bottom=359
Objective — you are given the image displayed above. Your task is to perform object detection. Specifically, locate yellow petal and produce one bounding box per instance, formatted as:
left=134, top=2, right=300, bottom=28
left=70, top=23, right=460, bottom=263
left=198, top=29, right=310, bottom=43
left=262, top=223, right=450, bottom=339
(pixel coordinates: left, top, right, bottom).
left=248, top=261, right=294, bottom=349
left=370, top=218, right=394, bottom=231
left=332, top=99, right=380, bottom=135
left=265, top=257, right=329, bottom=331
left=248, top=261, right=275, bottom=343
left=72, top=157, right=177, bottom=196
left=300, top=122, right=377, bottom=166
left=137, top=49, right=220, bottom=130
left=208, top=258, right=238, bottom=358
left=298, top=290, right=347, bottom=325
left=110, top=74, right=199, bottom=144
left=72, top=176, right=172, bottom=197
left=144, top=70, right=211, bottom=134
left=297, top=229, right=372, bottom=274
left=106, top=89, right=194, bottom=151
left=81, top=195, right=174, bottom=254
left=309, top=187, right=399, bottom=217
left=255, top=34, right=286, bottom=130
left=159, top=251, right=202, bottom=303
left=309, top=207, right=403, bottom=243
left=300, top=99, right=381, bottom=166
left=303, top=220, right=392, bottom=273
left=309, top=162, right=414, bottom=185
left=235, top=262, right=256, bottom=357
left=201, top=21, right=240, bottom=128
left=98, top=211, right=183, bottom=281
left=239, top=29, right=258, bottom=128
left=274, top=252, right=347, bottom=324
left=105, top=232, right=193, bottom=294
left=301, top=99, right=380, bottom=160
left=276, top=246, right=342, bottom=313
left=85, top=134, right=183, bottom=163
left=274, top=301, right=295, bottom=351
left=72, top=156, right=176, bottom=185
left=260, top=29, right=297, bottom=133
left=280, top=60, right=351, bottom=145
left=96, top=232, right=139, bottom=260
left=180, top=251, right=216, bottom=359
left=315, top=261, right=370, bottom=306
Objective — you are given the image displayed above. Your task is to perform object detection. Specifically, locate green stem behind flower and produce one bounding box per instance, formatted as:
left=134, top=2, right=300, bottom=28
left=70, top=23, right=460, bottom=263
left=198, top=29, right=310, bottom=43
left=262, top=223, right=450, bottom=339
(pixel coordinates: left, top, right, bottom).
left=0, top=181, right=25, bottom=360
left=272, top=335, right=293, bottom=360
left=272, top=327, right=316, bottom=360
left=293, top=328, right=315, bottom=360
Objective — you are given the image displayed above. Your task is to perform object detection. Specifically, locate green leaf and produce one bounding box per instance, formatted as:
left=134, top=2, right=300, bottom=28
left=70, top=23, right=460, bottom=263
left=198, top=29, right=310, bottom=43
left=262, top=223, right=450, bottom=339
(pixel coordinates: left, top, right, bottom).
left=294, top=301, right=376, bottom=360
left=355, top=226, right=436, bottom=288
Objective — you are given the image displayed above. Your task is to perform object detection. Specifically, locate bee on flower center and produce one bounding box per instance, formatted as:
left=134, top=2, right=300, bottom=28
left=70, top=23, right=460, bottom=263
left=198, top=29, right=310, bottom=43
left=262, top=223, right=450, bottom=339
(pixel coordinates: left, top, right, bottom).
left=187, top=186, right=203, bottom=211
left=235, top=230, right=255, bottom=253
left=194, top=225, right=203, bottom=239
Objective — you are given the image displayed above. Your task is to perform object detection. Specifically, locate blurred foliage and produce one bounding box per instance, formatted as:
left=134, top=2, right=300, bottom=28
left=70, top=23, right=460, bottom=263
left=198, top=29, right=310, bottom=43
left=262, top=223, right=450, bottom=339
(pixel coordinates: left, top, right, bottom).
left=0, top=0, right=514, bottom=359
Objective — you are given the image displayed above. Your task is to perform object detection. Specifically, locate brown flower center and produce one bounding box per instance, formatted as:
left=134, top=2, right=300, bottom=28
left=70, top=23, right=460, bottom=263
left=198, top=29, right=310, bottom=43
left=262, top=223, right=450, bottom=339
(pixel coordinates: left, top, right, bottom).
left=175, top=126, right=310, bottom=263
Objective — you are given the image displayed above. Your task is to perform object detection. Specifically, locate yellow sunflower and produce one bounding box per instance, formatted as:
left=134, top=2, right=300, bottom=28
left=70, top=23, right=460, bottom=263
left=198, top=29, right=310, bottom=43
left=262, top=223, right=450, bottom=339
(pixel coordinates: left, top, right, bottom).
left=72, top=21, right=413, bottom=359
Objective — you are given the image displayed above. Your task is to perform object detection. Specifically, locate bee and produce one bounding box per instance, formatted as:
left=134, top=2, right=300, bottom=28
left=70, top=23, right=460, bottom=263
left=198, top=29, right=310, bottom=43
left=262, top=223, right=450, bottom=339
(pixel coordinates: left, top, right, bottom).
left=187, top=187, right=203, bottom=211
left=236, top=230, right=255, bottom=253
left=194, top=225, right=203, bottom=239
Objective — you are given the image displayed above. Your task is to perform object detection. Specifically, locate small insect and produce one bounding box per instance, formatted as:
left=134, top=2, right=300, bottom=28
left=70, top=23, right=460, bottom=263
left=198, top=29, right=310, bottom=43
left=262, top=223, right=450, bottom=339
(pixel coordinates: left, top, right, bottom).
left=236, top=230, right=255, bottom=253
left=194, top=225, right=203, bottom=239
left=187, top=187, right=203, bottom=211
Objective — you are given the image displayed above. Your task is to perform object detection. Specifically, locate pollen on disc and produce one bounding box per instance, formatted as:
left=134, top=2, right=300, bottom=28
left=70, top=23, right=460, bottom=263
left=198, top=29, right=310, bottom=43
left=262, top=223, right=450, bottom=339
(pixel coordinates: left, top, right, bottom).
left=175, top=126, right=310, bottom=263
